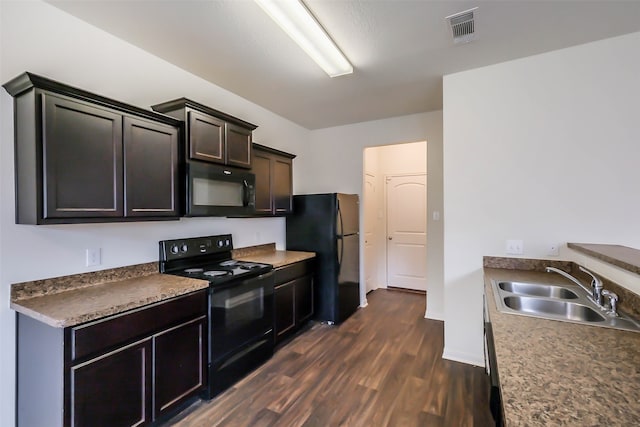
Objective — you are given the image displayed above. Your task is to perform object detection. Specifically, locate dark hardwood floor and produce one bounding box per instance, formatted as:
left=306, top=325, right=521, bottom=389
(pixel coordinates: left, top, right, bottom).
left=170, top=289, right=494, bottom=427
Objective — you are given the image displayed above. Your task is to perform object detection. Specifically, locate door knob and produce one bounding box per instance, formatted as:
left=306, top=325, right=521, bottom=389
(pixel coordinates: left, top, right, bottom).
left=388, top=236, right=393, bottom=240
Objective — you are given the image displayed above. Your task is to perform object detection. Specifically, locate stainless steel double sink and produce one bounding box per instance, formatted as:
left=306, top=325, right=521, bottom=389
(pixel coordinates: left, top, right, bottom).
left=491, top=280, right=640, bottom=332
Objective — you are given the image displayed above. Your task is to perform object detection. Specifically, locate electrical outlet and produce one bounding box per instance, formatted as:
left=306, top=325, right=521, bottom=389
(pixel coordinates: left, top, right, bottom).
left=505, top=240, right=524, bottom=255
left=86, top=248, right=101, bottom=267
left=547, top=243, right=560, bottom=257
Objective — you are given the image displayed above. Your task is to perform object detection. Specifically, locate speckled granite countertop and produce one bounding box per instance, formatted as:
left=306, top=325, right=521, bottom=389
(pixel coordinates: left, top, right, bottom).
left=232, top=243, right=315, bottom=268
left=485, top=267, right=640, bottom=426
left=11, top=262, right=209, bottom=328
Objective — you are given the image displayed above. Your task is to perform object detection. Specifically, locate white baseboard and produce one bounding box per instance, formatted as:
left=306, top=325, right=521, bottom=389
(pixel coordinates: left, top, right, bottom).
left=424, top=309, right=444, bottom=321
left=442, top=347, right=485, bottom=367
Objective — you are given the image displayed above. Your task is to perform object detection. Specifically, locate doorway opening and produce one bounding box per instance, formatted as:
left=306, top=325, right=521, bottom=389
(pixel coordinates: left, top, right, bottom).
left=362, top=141, right=427, bottom=297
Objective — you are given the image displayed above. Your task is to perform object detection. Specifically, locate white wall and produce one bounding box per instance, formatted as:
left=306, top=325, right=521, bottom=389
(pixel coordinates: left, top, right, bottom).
left=299, top=112, right=444, bottom=317
left=0, top=1, right=309, bottom=424
left=443, top=31, right=640, bottom=365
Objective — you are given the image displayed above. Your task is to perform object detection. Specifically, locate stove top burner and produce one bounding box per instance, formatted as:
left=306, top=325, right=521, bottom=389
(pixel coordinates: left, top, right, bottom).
left=184, top=268, right=204, bottom=274
left=203, top=270, right=232, bottom=277
left=219, top=260, right=238, bottom=267
left=239, top=263, right=262, bottom=270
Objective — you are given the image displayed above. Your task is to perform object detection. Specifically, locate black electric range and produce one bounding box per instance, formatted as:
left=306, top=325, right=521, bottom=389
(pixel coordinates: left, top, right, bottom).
left=159, top=234, right=275, bottom=399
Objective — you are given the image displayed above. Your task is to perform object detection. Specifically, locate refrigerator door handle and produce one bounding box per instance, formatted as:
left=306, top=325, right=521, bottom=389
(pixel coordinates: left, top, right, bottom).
left=337, top=197, right=344, bottom=237
left=337, top=236, right=344, bottom=275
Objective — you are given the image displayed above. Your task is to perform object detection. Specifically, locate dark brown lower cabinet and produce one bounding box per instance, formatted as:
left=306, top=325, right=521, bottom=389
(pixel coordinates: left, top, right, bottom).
left=154, top=318, right=206, bottom=418
left=295, top=275, right=314, bottom=324
left=70, top=340, right=152, bottom=427
left=274, top=281, right=296, bottom=340
left=17, top=290, right=207, bottom=427
left=273, top=259, right=315, bottom=344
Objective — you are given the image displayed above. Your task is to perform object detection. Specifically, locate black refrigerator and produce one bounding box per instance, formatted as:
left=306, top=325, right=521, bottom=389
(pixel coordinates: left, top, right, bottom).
left=286, top=193, right=360, bottom=324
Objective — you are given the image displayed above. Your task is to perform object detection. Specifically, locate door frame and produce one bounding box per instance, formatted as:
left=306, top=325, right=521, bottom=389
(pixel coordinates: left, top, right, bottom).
left=363, top=172, right=378, bottom=295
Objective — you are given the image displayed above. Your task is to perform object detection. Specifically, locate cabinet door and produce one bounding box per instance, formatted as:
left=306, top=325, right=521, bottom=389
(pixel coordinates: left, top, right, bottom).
left=154, top=317, right=207, bottom=419
left=274, top=281, right=295, bottom=342
left=188, top=110, right=224, bottom=164
left=225, top=123, right=252, bottom=168
left=42, top=93, right=123, bottom=219
left=124, top=117, right=179, bottom=217
left=252, top=150, right=273, bottom=214
left=273, top=156, right=293, bottom=214
left=295, top=275, right=314, bottom=324
left=69, top=339, right=152, bottom=427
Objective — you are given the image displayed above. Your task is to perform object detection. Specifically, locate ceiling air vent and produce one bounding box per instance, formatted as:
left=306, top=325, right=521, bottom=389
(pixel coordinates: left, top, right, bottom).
left=446, top=7, right=478, bottom=44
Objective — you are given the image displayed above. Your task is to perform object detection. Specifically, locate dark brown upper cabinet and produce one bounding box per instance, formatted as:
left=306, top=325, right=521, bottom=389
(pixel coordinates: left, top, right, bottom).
left=124, top=117, right=179, bottom=218
left=42, top=93, right=124, bottom=220
left=252, top=143, right=295, bottom=216
left=2, top=72, right=182, bottom=224
left=188, top=110, right=224, bottom=163
left=151, top=98, right=257, bottom=169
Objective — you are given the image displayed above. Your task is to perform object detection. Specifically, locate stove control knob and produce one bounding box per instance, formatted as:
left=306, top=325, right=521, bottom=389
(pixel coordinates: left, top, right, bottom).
left=225, top=239, right=230, bottom=246
left=180, top=244, right=188, bottom=253
left=170, top=244, right=179, bottom=255
left=217, top=240, right=224, bottom=248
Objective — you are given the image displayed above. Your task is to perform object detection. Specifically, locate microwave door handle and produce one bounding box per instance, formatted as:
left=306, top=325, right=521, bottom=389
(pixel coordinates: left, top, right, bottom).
left=242, top=179, right=249, bottom=207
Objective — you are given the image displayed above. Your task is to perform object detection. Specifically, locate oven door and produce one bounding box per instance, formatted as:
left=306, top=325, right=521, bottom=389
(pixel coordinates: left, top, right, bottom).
left=187, top=161, right=256, bottom=216
left=209, top=271, right=274, bottom=361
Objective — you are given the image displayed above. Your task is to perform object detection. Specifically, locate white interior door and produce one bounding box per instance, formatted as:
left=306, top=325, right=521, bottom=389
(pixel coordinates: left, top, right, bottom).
left=386, top=174, right=427, bottom=291
left=364, top=173, right=377, bottom=293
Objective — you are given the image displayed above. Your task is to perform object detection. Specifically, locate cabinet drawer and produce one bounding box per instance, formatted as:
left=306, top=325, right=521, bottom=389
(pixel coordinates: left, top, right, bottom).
left=274, top=259, right=314, bottom=285
left=69, top=290, right=207, bottom=362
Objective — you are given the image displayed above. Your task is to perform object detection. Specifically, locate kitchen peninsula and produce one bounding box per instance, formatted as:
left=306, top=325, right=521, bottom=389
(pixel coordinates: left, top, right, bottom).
left=484, top=254, right=640, bottom=426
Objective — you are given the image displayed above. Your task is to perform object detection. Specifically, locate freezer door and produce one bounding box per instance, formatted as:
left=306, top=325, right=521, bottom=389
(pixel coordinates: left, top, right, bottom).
left=337, top=233, right=360, bottom=322
left=336, top=193, right=359, bottom=236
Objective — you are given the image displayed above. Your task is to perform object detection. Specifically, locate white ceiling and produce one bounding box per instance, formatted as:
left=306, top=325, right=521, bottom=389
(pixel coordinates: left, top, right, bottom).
left=47, top=0, right=640, bottom=130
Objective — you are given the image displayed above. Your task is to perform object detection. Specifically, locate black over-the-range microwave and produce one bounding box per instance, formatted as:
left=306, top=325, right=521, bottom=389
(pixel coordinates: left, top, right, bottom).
left=185, top=160, right=256, bottom=216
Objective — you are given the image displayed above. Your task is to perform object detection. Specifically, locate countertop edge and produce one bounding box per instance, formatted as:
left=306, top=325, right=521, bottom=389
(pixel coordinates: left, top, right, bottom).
left=234, top=249, right=316, bottom=268
left=10, top=302, right=66, bottom=328
left=568, top=242, right=640, bottom=275
left=11, top=275, right=210, bottom=328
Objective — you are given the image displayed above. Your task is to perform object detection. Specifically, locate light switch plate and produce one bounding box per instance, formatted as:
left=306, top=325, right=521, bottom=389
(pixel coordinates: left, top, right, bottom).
left=86, top=248, right=101, bottom=267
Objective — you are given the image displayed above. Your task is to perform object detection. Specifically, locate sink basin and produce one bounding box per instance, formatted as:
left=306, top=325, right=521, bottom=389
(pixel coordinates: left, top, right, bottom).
left=503, top=296, right=605, bottom=322
left=490, top=279, right=640, bottom=332
left=498, top=281, right=578, bottom=300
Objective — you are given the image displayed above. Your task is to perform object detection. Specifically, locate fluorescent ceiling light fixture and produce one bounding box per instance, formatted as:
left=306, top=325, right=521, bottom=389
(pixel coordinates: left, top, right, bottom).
left=254, top=0, right=353, bottom=77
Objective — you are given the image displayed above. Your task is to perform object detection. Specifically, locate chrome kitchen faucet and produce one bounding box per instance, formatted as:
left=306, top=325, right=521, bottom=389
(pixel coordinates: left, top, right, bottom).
left=546, top=266, right=618, bottom=316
